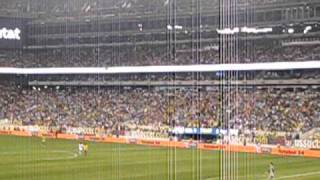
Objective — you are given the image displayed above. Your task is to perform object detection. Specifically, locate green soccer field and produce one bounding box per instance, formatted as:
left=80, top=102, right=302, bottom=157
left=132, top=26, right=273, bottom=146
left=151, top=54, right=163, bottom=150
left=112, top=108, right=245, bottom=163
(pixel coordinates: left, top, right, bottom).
left=0, top=135, right=320, bottom=180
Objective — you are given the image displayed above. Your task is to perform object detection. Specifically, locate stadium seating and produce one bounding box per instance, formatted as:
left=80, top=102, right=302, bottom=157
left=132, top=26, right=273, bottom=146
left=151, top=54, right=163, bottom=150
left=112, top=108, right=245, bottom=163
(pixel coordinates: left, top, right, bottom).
left=1, top=43, right=320, bottom=67
left=0, top=85, right=319, bottom=135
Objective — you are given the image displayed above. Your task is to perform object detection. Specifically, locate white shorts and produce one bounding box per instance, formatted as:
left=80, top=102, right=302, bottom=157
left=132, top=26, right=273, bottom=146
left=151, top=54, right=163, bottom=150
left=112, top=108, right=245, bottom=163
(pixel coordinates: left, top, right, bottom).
left=268, top=173, right=275, bottom=180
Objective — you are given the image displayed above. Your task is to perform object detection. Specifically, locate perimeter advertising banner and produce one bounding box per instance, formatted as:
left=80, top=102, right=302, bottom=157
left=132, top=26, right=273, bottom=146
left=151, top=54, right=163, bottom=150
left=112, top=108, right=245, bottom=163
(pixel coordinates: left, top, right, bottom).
left=294, top=139, right=320, bottom=150
left=0, top=17, right=27, bottom=49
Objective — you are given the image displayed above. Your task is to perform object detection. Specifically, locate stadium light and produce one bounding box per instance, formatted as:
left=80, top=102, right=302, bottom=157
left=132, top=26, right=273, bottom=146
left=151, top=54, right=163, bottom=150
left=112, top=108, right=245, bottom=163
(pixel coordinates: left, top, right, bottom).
left=0, top=61, right=320, bottom=75
left=304, top=26, right=312, bottom=34
left=167, top=25, right=183, bottom=30
left=288, top=28, right=295, bottom=34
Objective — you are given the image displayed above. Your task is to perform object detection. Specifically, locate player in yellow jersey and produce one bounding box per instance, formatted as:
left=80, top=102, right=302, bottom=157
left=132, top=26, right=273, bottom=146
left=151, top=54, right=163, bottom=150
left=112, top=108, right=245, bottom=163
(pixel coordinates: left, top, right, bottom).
left=83, top=143, right=88, bottom=156
left=41, top=136, right=46, bottom=147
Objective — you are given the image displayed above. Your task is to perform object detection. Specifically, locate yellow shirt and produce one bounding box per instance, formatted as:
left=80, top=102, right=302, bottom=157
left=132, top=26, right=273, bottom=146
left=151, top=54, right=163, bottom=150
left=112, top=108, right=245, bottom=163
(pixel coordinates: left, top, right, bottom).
left=84, top=145, right=88, bottom=151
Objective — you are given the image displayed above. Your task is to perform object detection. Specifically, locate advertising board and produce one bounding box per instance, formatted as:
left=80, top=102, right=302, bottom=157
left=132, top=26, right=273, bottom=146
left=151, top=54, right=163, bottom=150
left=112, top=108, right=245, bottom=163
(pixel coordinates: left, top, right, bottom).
left=0, top=17, right=27, bottom=49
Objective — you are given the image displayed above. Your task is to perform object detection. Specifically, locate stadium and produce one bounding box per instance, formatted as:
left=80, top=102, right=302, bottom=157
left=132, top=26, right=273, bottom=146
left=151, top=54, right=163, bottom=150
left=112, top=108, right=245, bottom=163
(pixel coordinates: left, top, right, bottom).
left=0, top=0, right=320, bottom=179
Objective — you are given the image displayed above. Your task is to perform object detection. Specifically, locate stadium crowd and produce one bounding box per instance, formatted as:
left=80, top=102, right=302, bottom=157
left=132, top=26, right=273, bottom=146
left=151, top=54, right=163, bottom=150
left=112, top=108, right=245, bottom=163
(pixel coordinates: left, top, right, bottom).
left=0, top=0, right=291, bottom=18
left=0, top=84, right=319, bottom=136
left=1, top=42, right=320, bottom=68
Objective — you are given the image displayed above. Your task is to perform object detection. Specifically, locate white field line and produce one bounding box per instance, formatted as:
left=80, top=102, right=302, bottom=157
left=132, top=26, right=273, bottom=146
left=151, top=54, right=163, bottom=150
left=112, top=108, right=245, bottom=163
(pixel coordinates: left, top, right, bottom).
left=277, top=171, right=320, bottom=179
left=205, top=175, right=264, bottom=180
left=0, top=147, right=146, bottom=155
left=205, top=171, right=320, bottom=180
left=0, top=150, right=78, bottom=161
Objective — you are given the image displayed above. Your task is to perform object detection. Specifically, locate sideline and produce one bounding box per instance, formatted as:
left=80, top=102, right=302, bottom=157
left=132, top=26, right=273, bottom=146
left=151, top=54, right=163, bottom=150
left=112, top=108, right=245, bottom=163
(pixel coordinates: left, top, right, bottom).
left=205, top=171, right=320, bottom=180
left=277, top=171, right=320, bottom=179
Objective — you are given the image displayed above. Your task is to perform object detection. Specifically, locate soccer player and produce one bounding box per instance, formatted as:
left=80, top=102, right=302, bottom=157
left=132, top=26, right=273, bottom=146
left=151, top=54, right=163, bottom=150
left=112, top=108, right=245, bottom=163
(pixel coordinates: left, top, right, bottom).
left=83, top=143, right=88, bottom=156
left=78, top=142, right=84, bottom=155
left=41, top=136, right=46, bottom=147
left=268, top=162, right=275, bottom=180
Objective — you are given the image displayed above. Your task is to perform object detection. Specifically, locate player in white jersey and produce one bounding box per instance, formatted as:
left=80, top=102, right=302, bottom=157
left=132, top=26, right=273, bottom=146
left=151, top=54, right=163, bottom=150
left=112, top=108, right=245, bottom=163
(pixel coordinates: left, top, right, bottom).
left=78, top=142, right=84, bottom=155
left=268, top=162, right=275, bottom=180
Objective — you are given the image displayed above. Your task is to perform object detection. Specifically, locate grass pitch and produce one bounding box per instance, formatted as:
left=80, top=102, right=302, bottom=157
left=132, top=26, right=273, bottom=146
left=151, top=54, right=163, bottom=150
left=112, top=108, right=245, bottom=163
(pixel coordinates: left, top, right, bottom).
left=0, top=135, right=320, bottom=180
